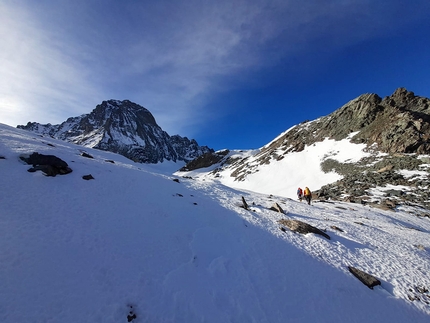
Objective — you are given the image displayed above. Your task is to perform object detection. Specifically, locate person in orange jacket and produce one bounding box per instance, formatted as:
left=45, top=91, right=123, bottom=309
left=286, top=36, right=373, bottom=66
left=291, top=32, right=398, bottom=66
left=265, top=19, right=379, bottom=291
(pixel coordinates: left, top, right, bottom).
left=303, top=187, right=312, bottom=205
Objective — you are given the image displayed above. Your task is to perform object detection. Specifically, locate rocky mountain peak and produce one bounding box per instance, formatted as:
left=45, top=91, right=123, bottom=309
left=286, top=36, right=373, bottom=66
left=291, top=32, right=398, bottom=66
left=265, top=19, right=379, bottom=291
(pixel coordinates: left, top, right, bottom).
left=260, top=87, right=430, bottom=157
left=388, top=87, right=416, bottom=105
left=93, top=100, right=157, bottom=127
left=18, top=100, right=213, bottom=164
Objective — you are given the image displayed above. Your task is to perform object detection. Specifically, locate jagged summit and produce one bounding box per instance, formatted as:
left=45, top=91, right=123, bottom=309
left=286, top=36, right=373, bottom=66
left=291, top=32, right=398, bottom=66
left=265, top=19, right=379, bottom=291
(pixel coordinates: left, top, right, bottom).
left=18, top=100, right=213, bottom=163
left=91, top=99, right=158, bottom=126
left=257, top=87, right=430, bottom=158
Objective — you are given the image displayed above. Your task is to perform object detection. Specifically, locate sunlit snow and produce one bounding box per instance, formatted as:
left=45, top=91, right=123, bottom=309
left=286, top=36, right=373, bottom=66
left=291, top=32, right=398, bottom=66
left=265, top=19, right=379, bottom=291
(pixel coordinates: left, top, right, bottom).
left=1, top=123, right=429, bottom=322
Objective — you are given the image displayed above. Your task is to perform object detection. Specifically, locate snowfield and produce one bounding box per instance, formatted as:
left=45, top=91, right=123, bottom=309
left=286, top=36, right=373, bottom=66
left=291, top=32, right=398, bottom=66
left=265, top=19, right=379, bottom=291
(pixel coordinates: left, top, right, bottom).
left=185, top=134, right=383, bottom=201
left=0, top=123, right=429, bottom=322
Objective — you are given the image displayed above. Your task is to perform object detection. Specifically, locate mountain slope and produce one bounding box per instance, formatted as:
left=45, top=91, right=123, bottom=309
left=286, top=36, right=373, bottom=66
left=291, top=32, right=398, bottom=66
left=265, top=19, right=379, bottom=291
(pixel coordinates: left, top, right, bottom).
left=18, top=99, right=213, bottom=163
left=178, top=88, right=430, bottom=210
left=1, top=123, right=430, bottom=322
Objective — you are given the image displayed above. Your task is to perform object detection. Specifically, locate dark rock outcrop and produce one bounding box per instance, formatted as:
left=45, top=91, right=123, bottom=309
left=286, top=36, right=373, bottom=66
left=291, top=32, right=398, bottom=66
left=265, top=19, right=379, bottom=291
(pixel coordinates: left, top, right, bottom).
left=315, top=153, right=430, bottom=209
left=20, top=152, right=72, bottom=176
left=180, top=150, right=230, bottom=171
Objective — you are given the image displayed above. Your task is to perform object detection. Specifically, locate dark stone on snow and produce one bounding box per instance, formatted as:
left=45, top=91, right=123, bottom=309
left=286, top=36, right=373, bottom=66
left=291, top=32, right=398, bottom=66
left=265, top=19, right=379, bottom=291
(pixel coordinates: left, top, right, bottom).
left=241, top=196, right=249, bottom=210
left=20, top=152, right=72, bottom=176
left=0, top=156, right=5, bottom=159
left=127, top=313, right=137, bottom=322
left=105, top=159, right=115, bottom=163
left=278, top=219, right=330, bottom=240
left=80, top=152, right=94, bottom=159
left=348, top=266, right=381, bottom=289
left=330, top=225, right=344, bottom=232
left=172, top=178, right=180, bottom=183
left=127, top=305, right=137, bottom=322
left=82, top=174, right=94, bottom=180
left=269, top=203, right=285, bottom=214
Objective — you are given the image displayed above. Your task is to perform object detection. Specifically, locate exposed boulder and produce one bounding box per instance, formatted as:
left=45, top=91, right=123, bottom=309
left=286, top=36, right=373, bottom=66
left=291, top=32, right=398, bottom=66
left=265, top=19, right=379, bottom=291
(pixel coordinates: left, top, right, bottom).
left=278, top=219, right=330, bottom=240
left=269, top=203, right=285, bottom=214
left=20, top=152, right=72, bottom=176
left=348, top=266, right=381, bottom=289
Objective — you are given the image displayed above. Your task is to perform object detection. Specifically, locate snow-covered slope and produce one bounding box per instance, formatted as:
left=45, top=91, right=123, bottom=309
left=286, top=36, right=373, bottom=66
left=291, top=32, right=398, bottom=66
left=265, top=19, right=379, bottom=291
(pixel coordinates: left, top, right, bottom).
left=179, top=133, right=374, bottom=198
left=1, top=123, right=429, bottom=322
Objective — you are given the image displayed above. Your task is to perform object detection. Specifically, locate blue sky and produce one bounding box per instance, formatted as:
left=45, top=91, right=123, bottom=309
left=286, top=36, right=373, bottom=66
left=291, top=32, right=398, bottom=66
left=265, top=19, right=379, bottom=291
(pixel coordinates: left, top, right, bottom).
left=1, top=0, right=430, bottom=150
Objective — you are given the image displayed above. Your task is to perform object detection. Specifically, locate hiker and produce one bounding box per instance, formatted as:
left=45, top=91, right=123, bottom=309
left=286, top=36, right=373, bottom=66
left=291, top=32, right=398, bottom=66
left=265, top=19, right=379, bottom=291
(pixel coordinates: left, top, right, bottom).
left=297, top=187, right=303, bottom=202
left=303, top=186, right=312, bottom=205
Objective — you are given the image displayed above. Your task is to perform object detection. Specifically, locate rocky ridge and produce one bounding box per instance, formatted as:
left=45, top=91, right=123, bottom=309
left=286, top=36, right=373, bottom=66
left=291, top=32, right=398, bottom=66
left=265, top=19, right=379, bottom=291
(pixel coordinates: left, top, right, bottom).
left=18, top=100, right=213, bottom=163
left=258, top=87, right=430, bottom=159
left=180, top=88, right=430, bottom=211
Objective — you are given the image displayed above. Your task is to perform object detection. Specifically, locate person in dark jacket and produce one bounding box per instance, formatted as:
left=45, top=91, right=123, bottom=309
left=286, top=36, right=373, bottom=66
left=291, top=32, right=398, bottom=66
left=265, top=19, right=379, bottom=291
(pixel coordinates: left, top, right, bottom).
left=297, top=187, right=303, bottom=202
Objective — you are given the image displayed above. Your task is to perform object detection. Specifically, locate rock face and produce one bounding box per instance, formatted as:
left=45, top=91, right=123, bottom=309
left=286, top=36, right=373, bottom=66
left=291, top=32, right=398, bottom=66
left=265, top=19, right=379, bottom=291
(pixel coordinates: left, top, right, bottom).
left=18, top=100, right=213, bottom=164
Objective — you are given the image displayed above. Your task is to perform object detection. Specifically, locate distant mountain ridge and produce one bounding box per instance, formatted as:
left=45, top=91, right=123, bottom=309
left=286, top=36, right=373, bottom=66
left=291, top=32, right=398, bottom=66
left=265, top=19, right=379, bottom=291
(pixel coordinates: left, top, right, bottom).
left=18, top=100, right=213, bottom=163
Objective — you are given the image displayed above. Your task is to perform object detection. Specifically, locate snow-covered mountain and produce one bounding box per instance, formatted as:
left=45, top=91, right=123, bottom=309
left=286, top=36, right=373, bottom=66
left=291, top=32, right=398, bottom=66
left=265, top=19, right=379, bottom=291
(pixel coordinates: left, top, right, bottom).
left=1, top=122, right=430, bottom=322
left=17, top=99, right=213, bottom=163
left=179, top=88, right=430, bottom=212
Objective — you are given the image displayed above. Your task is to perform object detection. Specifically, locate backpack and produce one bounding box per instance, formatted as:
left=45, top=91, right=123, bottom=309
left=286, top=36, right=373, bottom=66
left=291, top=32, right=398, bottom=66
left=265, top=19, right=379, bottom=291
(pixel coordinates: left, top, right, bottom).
left=304, top=187, right=310, bottom=196
left=297, top=188, right=303, bottom=195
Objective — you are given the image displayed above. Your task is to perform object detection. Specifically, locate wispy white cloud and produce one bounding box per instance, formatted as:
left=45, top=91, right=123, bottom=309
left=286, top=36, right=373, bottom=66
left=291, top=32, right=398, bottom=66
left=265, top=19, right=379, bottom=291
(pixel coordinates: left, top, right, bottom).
left=0, top=1, right=103, bottom=126
left=1, top=0, right=429, bottom=137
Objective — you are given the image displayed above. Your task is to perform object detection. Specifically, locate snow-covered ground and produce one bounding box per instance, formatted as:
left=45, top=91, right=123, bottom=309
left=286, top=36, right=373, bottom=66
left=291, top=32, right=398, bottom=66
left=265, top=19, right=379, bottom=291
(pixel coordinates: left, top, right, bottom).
left=1, top=123, right=429, bottom=322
